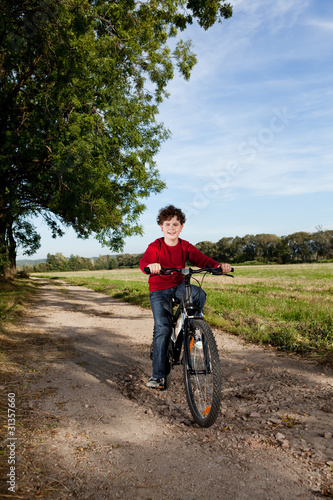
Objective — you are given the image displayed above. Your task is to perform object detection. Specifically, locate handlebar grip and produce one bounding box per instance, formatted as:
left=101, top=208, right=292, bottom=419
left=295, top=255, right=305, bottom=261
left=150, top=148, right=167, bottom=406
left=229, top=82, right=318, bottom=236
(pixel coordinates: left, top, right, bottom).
left=231, top=267, right=234, bottom=272
left=143, top=267, right=151, bottom=274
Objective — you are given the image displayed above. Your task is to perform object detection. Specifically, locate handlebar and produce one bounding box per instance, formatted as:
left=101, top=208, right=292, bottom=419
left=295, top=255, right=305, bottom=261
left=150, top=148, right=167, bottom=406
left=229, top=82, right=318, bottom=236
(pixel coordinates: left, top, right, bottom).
left=143, top=266, right=234, bottom=276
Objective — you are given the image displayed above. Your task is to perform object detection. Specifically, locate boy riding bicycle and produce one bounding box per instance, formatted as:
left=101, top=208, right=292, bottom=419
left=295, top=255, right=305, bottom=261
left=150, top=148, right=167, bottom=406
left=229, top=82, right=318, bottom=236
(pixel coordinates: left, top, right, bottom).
left=139, top=205, right=231, bottom=389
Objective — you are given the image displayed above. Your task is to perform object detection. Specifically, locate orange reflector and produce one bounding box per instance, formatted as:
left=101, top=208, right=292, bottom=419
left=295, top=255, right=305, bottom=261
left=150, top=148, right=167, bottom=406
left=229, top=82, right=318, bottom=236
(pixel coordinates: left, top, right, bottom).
left=203, top=406, right=211, bottom=416
left=189, top=338, right=194, bottom=351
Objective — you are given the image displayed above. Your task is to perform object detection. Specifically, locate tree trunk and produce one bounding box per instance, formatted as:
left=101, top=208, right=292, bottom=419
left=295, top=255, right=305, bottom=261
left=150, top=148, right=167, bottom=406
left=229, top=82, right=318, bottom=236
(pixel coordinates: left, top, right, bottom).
left=8, top=223, right=17, bottom=277
left=0, top=219, right=16, bottom=279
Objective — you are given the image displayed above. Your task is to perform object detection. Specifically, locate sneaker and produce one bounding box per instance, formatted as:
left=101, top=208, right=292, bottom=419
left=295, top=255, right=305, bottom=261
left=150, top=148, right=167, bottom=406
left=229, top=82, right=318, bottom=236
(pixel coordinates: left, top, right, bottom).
left=146, top=377, right=165, bottom=389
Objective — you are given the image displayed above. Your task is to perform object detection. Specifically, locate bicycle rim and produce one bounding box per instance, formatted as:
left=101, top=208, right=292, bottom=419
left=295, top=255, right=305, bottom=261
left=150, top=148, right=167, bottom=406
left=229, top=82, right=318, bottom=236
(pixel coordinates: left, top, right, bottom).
left=183, top=319, right=222, bottom=427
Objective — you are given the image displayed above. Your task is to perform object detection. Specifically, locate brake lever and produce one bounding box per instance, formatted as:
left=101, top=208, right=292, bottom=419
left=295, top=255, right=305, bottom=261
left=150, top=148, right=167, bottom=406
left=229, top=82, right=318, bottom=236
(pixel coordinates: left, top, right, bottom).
left=211, top=272, right=234, bottom=278
left=143, top=266, right=178, bottom=276
left=209, top=269, right=234, bottom=278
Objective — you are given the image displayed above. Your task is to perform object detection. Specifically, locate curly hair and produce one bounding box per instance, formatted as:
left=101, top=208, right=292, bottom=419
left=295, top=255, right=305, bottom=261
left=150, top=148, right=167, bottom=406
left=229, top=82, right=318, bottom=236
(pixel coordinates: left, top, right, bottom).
left=157, top=205, right=186, bottom=226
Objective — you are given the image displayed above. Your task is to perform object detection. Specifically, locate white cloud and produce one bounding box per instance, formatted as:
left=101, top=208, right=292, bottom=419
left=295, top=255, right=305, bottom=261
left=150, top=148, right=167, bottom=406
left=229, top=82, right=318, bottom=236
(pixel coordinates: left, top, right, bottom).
left=303, top=19, right=333, bottom=31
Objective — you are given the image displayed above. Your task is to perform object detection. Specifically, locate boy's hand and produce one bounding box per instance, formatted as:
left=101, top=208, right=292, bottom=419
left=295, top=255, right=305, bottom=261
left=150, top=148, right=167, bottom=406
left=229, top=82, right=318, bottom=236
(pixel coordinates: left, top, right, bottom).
left=148, top=263, right=162, bottom=274
left=220, top=263, right=232, bottom=273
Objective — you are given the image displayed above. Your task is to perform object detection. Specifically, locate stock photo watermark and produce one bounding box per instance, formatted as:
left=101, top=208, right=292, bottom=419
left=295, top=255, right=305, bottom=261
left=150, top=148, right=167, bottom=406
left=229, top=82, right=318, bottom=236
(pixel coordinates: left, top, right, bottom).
left=184, top=106, right=295, bottom=218
left=6, top=393, right=17, bottom=493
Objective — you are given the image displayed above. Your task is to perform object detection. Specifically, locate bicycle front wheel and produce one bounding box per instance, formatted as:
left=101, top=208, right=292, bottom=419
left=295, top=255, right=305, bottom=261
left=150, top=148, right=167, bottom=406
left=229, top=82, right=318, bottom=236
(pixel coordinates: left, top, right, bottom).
left=183, top=319, right=222, bottom=427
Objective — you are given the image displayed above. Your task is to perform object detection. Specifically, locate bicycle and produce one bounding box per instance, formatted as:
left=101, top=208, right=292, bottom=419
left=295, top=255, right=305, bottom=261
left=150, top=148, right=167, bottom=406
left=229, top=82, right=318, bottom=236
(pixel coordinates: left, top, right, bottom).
left=144, top=266, right=234, bottom=428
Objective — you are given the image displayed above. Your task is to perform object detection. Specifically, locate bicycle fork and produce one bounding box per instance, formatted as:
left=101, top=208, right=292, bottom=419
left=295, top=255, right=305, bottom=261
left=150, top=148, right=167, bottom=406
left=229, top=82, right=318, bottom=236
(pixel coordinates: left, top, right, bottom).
left=183, top=318, right=213, bottom=376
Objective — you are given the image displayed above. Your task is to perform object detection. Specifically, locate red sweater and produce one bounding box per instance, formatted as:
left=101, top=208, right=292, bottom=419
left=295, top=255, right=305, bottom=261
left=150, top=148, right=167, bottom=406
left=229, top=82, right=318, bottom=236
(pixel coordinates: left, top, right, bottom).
left=139, top=238, right=220, bottom=291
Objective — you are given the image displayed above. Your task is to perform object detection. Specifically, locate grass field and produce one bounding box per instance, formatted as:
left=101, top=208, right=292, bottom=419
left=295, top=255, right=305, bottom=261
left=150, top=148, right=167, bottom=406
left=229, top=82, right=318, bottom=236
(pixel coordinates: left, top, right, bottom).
left=33, top=263, right=333, bottom=363
left=0, top=278, right=37, bottom=332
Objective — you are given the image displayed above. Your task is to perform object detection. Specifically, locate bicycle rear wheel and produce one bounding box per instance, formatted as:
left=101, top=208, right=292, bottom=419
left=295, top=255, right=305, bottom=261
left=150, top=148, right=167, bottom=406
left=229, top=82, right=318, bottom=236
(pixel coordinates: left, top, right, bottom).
left=183, top=319, right=222, bottom=427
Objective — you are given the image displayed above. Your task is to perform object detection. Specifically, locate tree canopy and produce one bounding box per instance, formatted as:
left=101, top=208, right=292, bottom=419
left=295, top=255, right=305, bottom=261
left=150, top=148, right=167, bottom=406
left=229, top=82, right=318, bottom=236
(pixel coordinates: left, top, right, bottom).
left=0, top=0, right=233, bottom=277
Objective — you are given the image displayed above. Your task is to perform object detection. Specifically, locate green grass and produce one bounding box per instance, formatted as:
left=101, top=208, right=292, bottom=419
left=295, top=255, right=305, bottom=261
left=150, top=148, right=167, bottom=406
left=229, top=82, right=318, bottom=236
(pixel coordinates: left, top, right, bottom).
left=61, top=276, right=151, bottom=308
left=204, top=283, right=332, bottom=356
left=0, top=278, right=38, bottom=376
left=0, top=278, right=37, bottom=330
left=34, top=263, right=333, bottom=363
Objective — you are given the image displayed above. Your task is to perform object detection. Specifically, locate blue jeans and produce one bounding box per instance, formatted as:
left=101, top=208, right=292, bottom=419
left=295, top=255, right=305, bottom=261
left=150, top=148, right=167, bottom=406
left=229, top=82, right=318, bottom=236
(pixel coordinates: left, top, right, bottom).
left=149, top=284, right=207, bottom=379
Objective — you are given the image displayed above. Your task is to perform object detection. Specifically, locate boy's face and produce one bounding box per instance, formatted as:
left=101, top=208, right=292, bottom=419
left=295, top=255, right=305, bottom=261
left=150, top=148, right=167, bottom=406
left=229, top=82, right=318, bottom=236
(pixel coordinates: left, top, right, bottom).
left=160, top=216, right=183, bottom=245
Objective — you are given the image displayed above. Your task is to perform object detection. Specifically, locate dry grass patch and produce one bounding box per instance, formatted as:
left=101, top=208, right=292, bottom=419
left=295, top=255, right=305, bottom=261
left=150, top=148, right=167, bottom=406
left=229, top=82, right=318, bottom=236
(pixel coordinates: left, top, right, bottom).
left=0, top=278, right=77, bottom=497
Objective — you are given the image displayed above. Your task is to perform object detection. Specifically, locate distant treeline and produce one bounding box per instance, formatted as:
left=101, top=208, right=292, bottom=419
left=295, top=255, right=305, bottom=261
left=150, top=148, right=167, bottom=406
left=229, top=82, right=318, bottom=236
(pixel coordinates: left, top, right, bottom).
left=21, top=229, right=333, bottom=273
left=20, top=252, right=144, bottom=273
left=196, top=229, right=333, bottom=264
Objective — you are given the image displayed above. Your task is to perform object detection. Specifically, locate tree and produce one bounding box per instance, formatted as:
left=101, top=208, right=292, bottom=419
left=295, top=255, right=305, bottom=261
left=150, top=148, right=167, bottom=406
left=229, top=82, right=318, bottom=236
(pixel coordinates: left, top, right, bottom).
left=195, top=241, right=219, bottom=260
left=215, top=237, right=235, bottom=262
left=46, top=252, right=69, bottom=271
left=117, top=253, right=142, bottom=268
left=68, top=254, right=94, bottom=271
left=286, top=232, right=313, bottom=262
left=108, top=256, right=119, bottom=270
left=0, top=0, right=232, bottom=277
left=94, top=255, right=110, bottom=270
left=312, top=228, right=333, bottom=261
left=241, top=234, right=257, bottom=262
left=94, top=254, right=119, bottom=270
left=254, top=234, right=281, bottom=263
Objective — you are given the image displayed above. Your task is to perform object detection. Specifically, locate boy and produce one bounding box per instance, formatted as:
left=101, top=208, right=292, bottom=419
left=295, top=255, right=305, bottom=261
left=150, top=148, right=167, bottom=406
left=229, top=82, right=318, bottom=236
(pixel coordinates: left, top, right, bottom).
left=139, top=205, right=231, bottom=389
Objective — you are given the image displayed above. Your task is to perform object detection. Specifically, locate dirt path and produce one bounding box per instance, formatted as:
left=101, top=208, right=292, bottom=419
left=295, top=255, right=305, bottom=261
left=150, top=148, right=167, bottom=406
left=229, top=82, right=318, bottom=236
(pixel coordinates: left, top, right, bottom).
left=4, top=278, right=333, bottom=499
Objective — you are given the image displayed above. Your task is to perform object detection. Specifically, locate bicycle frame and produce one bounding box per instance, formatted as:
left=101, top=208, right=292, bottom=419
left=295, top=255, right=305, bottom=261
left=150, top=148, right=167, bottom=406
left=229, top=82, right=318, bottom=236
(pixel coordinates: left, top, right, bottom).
left=169, top=272, right=204, bottom=366
left=145, top=266, right=234, bottom=368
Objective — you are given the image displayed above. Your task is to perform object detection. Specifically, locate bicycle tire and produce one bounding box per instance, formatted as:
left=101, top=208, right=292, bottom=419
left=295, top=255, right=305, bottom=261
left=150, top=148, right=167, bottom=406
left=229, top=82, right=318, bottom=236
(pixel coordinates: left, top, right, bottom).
left=183, top=319, right=222, bottom=427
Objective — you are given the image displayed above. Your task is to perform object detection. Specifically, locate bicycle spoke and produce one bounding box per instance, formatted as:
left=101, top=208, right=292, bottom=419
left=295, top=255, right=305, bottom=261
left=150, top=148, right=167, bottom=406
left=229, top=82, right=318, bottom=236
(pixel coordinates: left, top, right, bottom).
left=184, top=320, right=222, bottom=427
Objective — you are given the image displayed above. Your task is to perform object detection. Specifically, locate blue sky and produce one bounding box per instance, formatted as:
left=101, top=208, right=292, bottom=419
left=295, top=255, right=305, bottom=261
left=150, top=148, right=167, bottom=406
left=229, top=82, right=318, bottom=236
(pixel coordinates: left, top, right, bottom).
left=26, top=0, right=333, bottom=260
